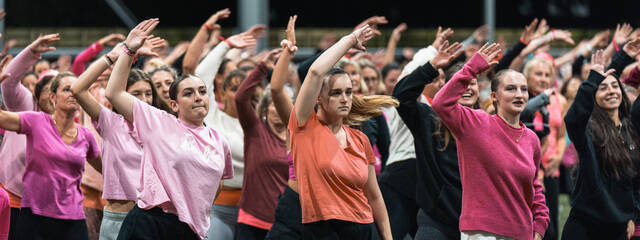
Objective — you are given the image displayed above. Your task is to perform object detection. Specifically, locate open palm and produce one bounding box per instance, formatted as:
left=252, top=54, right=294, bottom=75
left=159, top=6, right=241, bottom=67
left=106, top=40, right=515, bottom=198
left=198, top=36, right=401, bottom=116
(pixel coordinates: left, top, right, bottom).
left=125, top=18, right=159, bottom=52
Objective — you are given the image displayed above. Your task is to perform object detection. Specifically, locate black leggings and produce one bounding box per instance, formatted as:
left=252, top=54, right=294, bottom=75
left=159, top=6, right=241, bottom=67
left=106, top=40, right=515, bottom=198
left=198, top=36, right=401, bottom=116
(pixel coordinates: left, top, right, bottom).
left=561, top=211, right=627, bottom=240
left=303, top=219, right=375, bottom=240
left=265, top=186, right=303, bottom=240
left=116, top=205, right=198, bottom=240
left=236, top=223, right=268, bottom=240
left=543, top=177, right=559, bottom=240
left=8, top=207, right=19, bottom=240
left=16, top=207, right=89, bottom=240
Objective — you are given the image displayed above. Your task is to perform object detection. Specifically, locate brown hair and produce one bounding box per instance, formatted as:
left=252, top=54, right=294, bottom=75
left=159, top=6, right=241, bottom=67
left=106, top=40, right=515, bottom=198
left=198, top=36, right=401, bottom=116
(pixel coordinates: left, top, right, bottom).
left=321, top=68, right=398, bottom=126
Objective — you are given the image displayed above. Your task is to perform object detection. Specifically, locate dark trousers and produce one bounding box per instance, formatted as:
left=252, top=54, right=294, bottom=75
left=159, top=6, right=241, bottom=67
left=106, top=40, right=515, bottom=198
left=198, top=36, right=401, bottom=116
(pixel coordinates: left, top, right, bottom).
left=265, top=186, right=303, bottom=240
left=236, top=223, right=268, bottom=240
left=16, top=207, right=89, bottom=240
left=303, top=219, right=374, bottom=240
left=116, top=205, right=198, bottom=240
left=378, top=160, right=418, bottom=240
left=415, top=209, right=459, bottom=240
left=8, top=207, right=19, bottom=240
left=543, top=177, right=559, bottom=240
left=561, top=211, right=627, bottom=240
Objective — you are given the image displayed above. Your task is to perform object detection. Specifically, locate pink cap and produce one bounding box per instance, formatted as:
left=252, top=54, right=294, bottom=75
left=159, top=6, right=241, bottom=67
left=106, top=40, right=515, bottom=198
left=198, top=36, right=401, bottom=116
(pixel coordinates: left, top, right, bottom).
left=37, top=69, right=59, bottom=82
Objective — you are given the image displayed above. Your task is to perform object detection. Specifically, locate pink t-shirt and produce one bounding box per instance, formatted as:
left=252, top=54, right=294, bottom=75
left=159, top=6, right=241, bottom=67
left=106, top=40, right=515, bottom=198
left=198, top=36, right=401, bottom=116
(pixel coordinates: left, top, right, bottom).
left=0, top=48, right=39, bottom=197
left=131, top=99, right=233, bottom=239
left=0, top=187, right=8, bottom=240
left=18, top=111, right=101, bottom=220
left=94, top=107, right=142, bottom=200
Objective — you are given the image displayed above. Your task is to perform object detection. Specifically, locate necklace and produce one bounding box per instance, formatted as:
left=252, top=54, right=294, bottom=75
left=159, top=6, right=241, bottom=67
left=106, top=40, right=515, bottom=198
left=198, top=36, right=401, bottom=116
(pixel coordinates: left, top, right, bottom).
left=513, top=126, right=526, bottom=143
left=52, top=114, right=78, bottom=140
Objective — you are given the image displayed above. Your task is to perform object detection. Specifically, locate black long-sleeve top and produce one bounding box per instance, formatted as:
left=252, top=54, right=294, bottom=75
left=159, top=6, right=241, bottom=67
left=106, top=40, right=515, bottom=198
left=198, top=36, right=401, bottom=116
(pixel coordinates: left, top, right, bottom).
left=564, top=70, right=640, bottom=224
left=521, top=93, right=551, bottom=140
left=494, top=41, right=527, bottom=72
left=608, top=49, right=636, bottom=77
left=361, top=114, right=391, bottom=171
left=393, top=62, right=462, bottom=225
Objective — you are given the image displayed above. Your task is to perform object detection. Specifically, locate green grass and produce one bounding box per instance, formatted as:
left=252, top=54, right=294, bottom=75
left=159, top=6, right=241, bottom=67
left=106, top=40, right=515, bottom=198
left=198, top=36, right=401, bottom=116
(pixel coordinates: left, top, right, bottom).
left=558, top=194, right=572, bottom=238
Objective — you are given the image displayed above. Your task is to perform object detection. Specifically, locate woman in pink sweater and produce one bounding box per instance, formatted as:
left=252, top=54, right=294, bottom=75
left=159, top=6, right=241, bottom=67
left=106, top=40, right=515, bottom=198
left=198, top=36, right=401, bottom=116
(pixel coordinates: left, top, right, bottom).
left=432, top=43, right=549, bottom=240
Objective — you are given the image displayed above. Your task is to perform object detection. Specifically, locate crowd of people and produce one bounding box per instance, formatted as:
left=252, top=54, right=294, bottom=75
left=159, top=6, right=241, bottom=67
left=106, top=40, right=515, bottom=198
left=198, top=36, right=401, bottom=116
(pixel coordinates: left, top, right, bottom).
left=0, top=7, right=639, bottom=240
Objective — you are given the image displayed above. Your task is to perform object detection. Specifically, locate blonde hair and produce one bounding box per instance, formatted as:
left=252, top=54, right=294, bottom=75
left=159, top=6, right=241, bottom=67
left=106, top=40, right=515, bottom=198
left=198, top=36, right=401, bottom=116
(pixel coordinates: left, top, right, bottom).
left=358, top=59, right=386, bottom=95
left=345, top=94, right=398, bottom=126
left=523, top=57, right=554, bottom=80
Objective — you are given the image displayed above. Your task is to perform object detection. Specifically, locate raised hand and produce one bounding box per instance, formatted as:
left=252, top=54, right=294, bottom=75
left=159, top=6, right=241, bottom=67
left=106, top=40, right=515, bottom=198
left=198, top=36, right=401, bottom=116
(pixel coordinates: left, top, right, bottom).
left=28, top=33, right=60, bottom=54
left=262, top=48, right=283, bottom=69
left=226, top=33, right=257, bottom=48
left=477, top=43, right=502, bottom=68
left=139, top=37, right=167, bottom=57
left=206, top=8, right=231, bottom=26
left=98, top=33, right=126, bottom=47
left=520, top=18, right=539, bottom=44
left=551, top=29, right=575, bottom=45
left=356, top=16, right=388, bottom=35
left=430, top=40, right=462, bottom=69
left=432, top=26, right=454, bottom=49
left=472, top=25, right=489, bottom=43
left=532, top=19, right=548, bottom=40
left=351, top=24, right=375, bottom=51
left=125, top=18, right=159, bottom=52
left=590, top=30, right=610, bottom=48
left=614, top=23, right=633, bottom=46
left=622, top=38, right=640, bottom=59
left=390, top=23, right=407, bottom=42
left=245, top=24, right=267, bottom=39
left=590, top=49, right=615, bottom=77
left=283, top=15, right=298, bottom=53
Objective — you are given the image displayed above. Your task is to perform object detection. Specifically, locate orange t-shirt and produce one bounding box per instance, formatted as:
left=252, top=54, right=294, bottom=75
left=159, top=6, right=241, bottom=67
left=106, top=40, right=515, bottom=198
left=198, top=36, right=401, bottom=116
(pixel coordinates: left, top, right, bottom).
left=289, top=109, right=375, bottom=224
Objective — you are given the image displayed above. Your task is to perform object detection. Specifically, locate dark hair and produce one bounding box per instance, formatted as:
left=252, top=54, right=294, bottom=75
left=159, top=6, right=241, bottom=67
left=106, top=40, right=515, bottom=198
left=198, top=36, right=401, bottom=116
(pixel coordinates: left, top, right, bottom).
left=560, top=77, right=582, bottom=97
left=217, top=58, right=233, bottom=76
left=34, top=75, right=54, bottom=100
left=127, top=68, right=172, bottom=113
left=589, top=76, right=640, bottom=180
left=50, top=72, right=77, bottom=94
left=22, top=72, right=37, bottom=83
left=434, top=62, right=477, bottom=151
left=34, top=58, right=50, bottom=67
left=169, top=74, right=196, bottom=101
left=381, top=63, right=402, bottom=79
left=223, top=70, right=246, bottom=91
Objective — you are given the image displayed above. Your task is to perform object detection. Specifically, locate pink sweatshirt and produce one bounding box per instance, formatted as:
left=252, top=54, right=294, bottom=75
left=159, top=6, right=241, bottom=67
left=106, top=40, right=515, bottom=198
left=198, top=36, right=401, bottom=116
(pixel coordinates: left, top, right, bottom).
left=432, top=54, right=549, bottom=240
left=0, top=48, right=39, bottom=197
left=72, top=42, right=103, bottom=76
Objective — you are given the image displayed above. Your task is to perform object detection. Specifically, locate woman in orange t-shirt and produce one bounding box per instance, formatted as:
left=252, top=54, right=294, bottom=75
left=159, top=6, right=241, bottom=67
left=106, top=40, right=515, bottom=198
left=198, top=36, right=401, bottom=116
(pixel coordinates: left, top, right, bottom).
left=289, top=24, right=395, bottom=240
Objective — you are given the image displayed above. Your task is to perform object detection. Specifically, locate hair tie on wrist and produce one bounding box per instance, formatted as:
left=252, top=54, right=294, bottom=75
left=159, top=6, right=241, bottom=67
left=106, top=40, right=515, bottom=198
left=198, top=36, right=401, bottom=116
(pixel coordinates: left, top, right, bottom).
left=122, top=43, right=136, bottom=57
left=203, top=23, right=215, bottom=31
left=104, top=55, right=114, bottom=65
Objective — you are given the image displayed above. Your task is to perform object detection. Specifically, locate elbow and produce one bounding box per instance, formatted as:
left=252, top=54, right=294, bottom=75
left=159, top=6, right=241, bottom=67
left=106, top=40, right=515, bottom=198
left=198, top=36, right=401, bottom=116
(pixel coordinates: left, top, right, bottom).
left=307, top=68, right=323, bottom=79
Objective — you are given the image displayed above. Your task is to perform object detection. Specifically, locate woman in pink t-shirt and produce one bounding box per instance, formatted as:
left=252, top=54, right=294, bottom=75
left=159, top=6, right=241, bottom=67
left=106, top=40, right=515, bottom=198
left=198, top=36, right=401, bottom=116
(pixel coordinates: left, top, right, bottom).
left=0, top=71, right=102, bottom=240
left=70, top=38, right=166, bottom=240
left=105, top=19, right=233, bottom=240
left=291, top=24, right=394, bottom=240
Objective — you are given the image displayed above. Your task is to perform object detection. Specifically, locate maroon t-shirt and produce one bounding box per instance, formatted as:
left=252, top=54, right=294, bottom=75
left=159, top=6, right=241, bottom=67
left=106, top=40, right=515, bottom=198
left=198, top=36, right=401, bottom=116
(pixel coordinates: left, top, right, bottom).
left=235, top=62, right=289, bottom=223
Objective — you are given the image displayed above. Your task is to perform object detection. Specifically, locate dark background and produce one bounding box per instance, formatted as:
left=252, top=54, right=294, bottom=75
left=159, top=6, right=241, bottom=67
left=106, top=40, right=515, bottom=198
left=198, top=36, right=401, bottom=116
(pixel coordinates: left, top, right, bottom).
left=6, top=0, right=640, bottom=28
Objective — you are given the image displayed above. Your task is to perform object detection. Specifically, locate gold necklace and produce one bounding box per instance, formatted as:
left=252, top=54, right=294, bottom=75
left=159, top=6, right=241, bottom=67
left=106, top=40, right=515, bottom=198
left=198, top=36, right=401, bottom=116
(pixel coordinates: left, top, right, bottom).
left=514, top=126, right=525, bottom=143
left=52, top=114, right=78, bottom=139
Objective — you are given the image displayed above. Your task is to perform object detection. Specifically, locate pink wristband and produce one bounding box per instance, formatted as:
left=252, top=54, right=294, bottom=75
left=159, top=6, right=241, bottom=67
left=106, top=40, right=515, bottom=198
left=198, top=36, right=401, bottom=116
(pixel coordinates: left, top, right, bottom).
left=122, top=45, right=136, bottom=57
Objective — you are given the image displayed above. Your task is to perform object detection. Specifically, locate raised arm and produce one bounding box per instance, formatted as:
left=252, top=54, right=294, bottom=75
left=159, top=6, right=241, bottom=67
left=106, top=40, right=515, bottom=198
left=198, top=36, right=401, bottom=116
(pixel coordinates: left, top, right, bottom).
left=271, top=15, right=298, bottom=125
left=106, top=19, right=159, bottom=122
left=607, top=38, right=640, bottom=74
left=565, top=50, right=616, bottom=147
left=603, top=23, right=633, bottom=61
left=294, top=25, right=374, bottom=125
left=382, top=23, right=407, bottom=66
left=398, top=27, right=452, bottom=80
left=1, top=34, right=59, bottom=111
left=72, top=33, right=125, bottom=75
left=0, top=72, right=20, bottom=132
left=432, top=43, right=500, bottom=135
left=235, top=49, right=280, bottom=131
left=494, top=19, right=540, bottom=72
left=509, top=29, right=574, bottom=71
left=182, top=8, right=230, bottom=75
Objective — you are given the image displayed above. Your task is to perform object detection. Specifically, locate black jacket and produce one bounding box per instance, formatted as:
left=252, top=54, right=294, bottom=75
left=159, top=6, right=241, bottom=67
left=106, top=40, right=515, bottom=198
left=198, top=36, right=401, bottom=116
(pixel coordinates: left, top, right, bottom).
left=393, top=62, right=462, bottom=225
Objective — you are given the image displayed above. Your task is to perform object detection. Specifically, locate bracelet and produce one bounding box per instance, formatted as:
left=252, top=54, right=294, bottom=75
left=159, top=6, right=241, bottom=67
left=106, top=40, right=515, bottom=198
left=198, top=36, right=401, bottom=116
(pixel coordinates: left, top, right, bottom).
left=103, top=57, right=112, bottom=66
left=203, top=23, right=215, bottom=31
left=104, top=55, right=114, bottom=65
left=122, top=43, right=136, bottom=57
left=219, top=36, right=234, bottom=48
left=551, top=29, right=556, bottom=40
left=612, top=37, right=620, bottom=52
